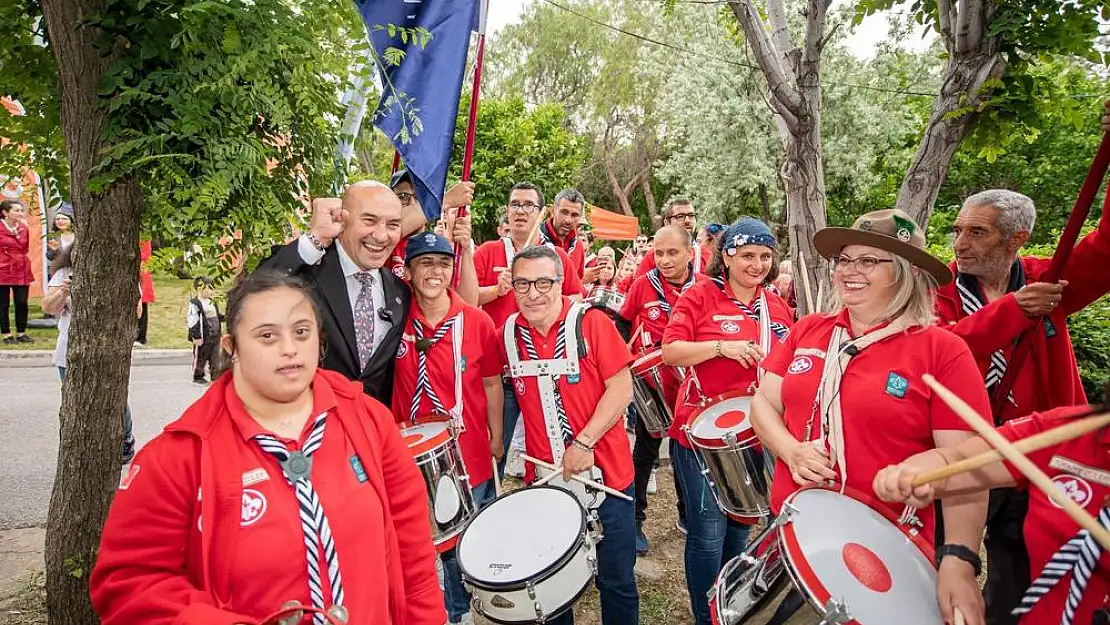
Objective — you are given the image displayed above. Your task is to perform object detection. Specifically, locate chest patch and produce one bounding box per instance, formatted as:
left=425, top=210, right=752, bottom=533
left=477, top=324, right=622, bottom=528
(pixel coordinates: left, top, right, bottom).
left=787, top=356, right=813, bottom=375
left=241, top=468, right=269, bottom=487
left=396, top=340, right=409, bottom=359
left=1049, top=455, right=1110, bottom=488
left=648, top=307, right=662, bottom=321
left=1049, top=474, right=1093, bottom=509
left=241, top=488, right=268, bottom=526
left=885, top=372, right=909, bottom=399
left=720, top=320, right=740, bottom=334
left=514, top=377, right=526, bottom=396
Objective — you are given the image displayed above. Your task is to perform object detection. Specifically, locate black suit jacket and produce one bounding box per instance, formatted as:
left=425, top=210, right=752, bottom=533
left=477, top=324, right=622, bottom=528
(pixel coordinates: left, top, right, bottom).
left=261, top=241, right=410, bottom=404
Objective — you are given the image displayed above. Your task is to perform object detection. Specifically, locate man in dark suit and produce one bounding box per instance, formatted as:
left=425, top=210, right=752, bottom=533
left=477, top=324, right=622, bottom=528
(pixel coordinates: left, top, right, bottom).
left=262, top=181, right=409, bottom=403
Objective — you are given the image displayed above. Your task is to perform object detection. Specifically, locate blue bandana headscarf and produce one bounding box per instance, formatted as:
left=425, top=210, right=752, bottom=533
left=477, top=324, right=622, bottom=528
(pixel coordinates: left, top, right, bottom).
left=720, top=217, right=777, bottom=253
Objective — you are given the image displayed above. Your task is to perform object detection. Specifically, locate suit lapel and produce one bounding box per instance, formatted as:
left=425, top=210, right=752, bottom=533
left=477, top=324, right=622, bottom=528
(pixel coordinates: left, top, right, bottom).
left=315, top=247, right=360, bottom=367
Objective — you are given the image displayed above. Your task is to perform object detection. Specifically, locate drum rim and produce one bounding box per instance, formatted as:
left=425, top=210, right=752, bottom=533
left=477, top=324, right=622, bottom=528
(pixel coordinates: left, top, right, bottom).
left=457, top=486, right=589, bottom=590
left=631, top=348, right=665, bottom=372
left=401, top=420, right=453, bottom=457
left=687, top=390, right=757, bottom=448
left=474, top=573, right=594, bottom=625
left=777, top=485, right=938, bottom=623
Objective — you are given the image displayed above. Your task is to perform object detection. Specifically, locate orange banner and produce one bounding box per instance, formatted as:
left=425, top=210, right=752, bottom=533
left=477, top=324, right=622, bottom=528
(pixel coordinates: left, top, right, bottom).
left=587, top=203, right=639, bottom=241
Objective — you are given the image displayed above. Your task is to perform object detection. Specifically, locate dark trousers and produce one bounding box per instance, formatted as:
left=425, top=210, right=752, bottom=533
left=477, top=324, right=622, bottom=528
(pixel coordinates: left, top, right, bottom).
left=632, top=413, right=686, bottom=526
left=548, top=485, right=640, bottom=625
left=983, top=489, right=1030, bottom=625
left=0, top=284, right=29, bottom=334
left=136, top=303, right=149, bottom=344
left=192, top=339, right=220, bottom=381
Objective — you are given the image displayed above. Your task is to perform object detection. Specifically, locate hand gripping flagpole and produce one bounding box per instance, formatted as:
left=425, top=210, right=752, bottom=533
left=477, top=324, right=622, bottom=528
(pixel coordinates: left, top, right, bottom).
left=452, top=0, right=490, bottom=287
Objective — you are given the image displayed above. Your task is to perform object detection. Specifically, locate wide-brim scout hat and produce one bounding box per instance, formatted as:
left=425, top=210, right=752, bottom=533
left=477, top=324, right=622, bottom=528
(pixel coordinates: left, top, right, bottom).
left=813, top=209, right=951, bottom=285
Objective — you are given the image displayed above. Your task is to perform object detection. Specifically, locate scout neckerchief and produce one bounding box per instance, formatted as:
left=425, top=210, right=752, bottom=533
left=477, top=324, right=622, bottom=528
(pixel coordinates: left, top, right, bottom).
left=253, top=413, right=345, bottom=625
left=711, top=278, right=789, bottom=380
left=539, top=221, right=577, bottom=256
left=955, top=260, right=1027, bottom=414
left=1013, top=506, right=1109, bottom=625
left=692, top=242, right=703, bottom=273
left=646, top=264, right=695, bottom=316
left=805, top=318, right=910, bottom=493
left=408, top=309, right=465, bottom=430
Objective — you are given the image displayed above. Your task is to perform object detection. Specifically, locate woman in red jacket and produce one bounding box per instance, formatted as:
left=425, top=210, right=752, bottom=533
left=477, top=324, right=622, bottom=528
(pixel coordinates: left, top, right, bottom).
left=0, top=200, right=34, bottom=344
left=91, top=270, right=445, bottom=625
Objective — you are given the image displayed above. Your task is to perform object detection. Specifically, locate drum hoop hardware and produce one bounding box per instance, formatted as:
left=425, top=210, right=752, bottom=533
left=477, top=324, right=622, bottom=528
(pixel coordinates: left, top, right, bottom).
left=820, top=598, right=850, bottom=624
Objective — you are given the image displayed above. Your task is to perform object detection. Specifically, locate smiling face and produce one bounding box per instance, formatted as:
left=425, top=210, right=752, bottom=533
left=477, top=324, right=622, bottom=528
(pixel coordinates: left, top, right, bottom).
left=833, top=244, right=897, bottom=309
left=653, top=228, right=693, bottom=282
left=512, top=256, right=562, bottom=328
left=223, top=286, right=320, bottom=404
left=338, top=185, right=403, bottom=270
left=54, top=214, right=72, bottom=232
left=724, top=244, right=773, bottom=289
left=408, top=253, right=454, bottom=301
left=952, top=203, right=1025, bottom=278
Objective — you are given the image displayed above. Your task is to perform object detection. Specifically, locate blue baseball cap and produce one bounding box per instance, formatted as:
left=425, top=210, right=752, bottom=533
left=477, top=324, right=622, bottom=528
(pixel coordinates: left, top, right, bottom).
left=405, top=232, right=454, bottom=264
left=721, top=217, right=777, bottom=252
left=389, top=169, right=412, bottom=189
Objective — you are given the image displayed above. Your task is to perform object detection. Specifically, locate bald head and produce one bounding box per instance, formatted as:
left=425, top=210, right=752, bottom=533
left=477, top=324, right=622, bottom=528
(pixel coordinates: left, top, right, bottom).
left=654, top=225, right=692, bottom=248
left=339, top=180, right=403, bottom=270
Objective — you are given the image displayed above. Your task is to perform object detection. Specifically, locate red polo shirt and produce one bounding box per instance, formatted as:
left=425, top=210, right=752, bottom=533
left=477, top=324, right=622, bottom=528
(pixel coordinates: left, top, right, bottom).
left=493, top=299, right=635, bottom=490
left=762, top=310, right=990, bottom=542
left=385, top=236, right=410, bottom=281
left=541, top=220, right=587, bottom=277
left=391, top=292, right=502, bottom=487
left=662, top=281, right=793, bottom=447
left=473, top=239, right=585, bottom=328
left=997, top=406, right=1110, bottom=625
left=620, top=271, right=710, bottom=350
left=636, top=242, right=712, bottom=278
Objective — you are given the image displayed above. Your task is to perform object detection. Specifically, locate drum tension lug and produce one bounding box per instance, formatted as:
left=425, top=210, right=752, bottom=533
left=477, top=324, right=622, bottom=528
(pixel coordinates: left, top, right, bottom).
left=776, top=502, right=798, bottom=524
left=821, top=598, right=850, bottom=624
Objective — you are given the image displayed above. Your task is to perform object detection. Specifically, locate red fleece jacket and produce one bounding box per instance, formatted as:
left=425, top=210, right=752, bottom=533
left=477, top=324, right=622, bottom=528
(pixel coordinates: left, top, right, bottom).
left=90, top=369, right=445, bottom=625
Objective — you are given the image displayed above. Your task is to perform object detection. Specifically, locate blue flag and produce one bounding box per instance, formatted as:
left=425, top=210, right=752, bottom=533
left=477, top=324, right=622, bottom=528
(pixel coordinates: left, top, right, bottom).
left=357, top=0, right=478, bottom=220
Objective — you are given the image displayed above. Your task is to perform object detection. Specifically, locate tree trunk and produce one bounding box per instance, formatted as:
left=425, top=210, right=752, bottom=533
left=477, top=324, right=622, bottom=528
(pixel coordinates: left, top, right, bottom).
left=40, top=1, right=144, bottom=623
left=758, top=182, right=772, bottom=224
left=640, top=177, right=661, bottom=231
left=781, top=123, right=828, bottom=316
left=602, top=156, right=636, bottom=217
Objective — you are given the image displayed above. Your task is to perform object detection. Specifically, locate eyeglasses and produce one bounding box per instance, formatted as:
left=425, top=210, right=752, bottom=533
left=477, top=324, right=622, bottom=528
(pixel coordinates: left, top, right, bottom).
left=395, top=192, right=415, bottom=207
left=511, top=277, right=561, bottom=294
left=508, top=202, right=542, bottom=213
left=829, top=254, right=894, bottom=275
left=668, top=211, right=696, bottom=222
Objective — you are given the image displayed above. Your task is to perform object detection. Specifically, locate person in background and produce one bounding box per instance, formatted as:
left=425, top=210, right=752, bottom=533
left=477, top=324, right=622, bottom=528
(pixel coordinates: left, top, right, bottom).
left=385, top=170, right=475, bottom=285
left=539, top=188, right=590, bottom=280
left=45, top=202, right=76, bottom=263
left=773, top=259, right=796, bottom=307
left=636, top=198, right=711, bottom=277
left=496, top=214, right=511, bottom=238
left=42, top=244, right=137, bottom=463
left=187, top=276, right=223, bottom=386
left=697, top=223, right=726, bottom=251
left=615, top=255, right=637, bottom=293
left=136, top=240, right=156, bottom=346
left=633, top=233, right=649, bottom=255
left=0, top=200, right=34, bottom=344
left=90, top=270, right=445, bottom=625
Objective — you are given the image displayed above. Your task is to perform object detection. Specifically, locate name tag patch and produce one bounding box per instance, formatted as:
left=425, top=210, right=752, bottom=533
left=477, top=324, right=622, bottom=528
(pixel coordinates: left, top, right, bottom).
left=1049, top=455, right=1110, bottom=488
left=241, top=468, right=269, bottom=487
left=350, top=455, right=369, bottom=483
left=885, top=372, right=909, bottom=398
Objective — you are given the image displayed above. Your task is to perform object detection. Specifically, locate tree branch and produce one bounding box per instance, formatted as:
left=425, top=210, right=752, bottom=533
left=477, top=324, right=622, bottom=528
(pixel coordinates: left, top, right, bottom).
left=766, top=0, right=796, bottom=67
left=954, top=0, right=986, bottom=54
left=937, top=0, right=955, bottom=54
left=729, top=0, right=803, bottom=123
left=802, top=0, right=832, bottom=69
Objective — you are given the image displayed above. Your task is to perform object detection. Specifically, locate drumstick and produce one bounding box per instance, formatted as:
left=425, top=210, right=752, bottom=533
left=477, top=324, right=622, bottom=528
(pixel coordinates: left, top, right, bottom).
left=912, top=410, right=1110, bottom=487
left=492, top=457, right=502, bottom=497
left=533, top=470, right=563, bottom=486
left=922, top=374, right=1110, bottom=551
left=526, top=206, right=549, bottom=247
left=626, top=322, right=643, bottom=350
left=521, top=453, right=634, bottom=501
left=953, top=607, right=966, bottom=625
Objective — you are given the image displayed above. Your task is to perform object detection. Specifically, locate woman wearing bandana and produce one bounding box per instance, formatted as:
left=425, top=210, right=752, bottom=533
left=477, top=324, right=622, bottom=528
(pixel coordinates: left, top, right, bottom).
left=660, top=217, right=794, bottom=625
left=752, top=209, right=990, bottom=625
left=91, top=271, right=444, bottom=625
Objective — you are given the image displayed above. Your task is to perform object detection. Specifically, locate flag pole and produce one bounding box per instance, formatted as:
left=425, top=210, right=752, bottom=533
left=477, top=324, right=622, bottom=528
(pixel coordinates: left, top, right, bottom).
left=453, top=0, right=489, bottom=286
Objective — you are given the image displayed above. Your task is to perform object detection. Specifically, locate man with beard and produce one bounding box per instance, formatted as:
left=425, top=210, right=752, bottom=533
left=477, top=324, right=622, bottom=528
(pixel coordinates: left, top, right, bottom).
left=494, top=244, right=639, bottom=625
left=390, top=232, right=503, bottom=625
left=539, top=188, right=597, bottom=282
left=475, top=182, right=584, bottom=476
left=617, top=225, right=703, bottom=554
left=936, top=186, right=1110, bottom=624
left=636, top=198, right=712, bottom=277
left=262, top=181, right=409, bottom=404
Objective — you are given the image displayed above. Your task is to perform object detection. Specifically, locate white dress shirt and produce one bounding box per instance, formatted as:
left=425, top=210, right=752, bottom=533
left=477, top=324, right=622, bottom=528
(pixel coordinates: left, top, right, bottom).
left=297, top=234, right=391, bottom=355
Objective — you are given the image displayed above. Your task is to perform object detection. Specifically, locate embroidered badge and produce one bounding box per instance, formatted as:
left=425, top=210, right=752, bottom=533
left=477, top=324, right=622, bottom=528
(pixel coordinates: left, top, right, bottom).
left=350, top=455, right=369, bottom=484
left=788, top=356, right=813, bottom=375
left=1049, top=456, right=1110, bottom=488
left=720, top=320, right=740, bottom=334
left=885, top=372, right=909, bottom=398
left=1049, top=474, right=1093, bottom=509
left=395, top=340, right=409, bottom=359
left=514, top=377, right=526, bottom=395
left=460, top=356, right=468, bottom=372
left=240, top=489, right=268, bottom=526
left=241, top=468, right=269, bottom=487
left=648, top=307, right=662, bottom=321
left=392, top=264, right=406, bottom=280
left=567, top=374, right=580, bottom=384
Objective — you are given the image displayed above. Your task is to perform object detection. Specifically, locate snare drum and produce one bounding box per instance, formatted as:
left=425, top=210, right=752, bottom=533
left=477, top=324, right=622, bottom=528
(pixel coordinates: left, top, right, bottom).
left=687, top=393, right=770, bottom=523
left=401, top=420, right=477, bottom=552
left=458, top=486, right=597, bottom=623
left=709, top=488, right=941, bottom=625
left=587, top=286, right=625, bottom=314
left=630, top=349, right=684, bottom=437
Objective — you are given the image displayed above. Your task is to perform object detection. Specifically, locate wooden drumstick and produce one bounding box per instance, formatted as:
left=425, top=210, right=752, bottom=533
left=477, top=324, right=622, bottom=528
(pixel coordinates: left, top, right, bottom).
left=521, top=453, right=634, bottom=501
left=953, top=607, right=966, bottom=625
left=923, top=374, right=1110, bottom=551
left=525, top=205, right=548, bottom=247
left=911, top=411, right=1110, bottom=487
left=625, top=322, right=644, bottom=350
left=492, top=457, right=502, bottom=497
left=532, top=470, right=564, bottom=487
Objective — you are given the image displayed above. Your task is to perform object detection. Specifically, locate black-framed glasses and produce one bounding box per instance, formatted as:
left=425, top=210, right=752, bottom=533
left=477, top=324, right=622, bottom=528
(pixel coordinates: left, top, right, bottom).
left=829, top=254, right=894, bottom=275
left=396, top=192, right=415, bottom=207
left=511, top=277, right=561, bottom=294
left=667, top=211, right=696, bottom=222
left=508, top=202, right=542, bottom=213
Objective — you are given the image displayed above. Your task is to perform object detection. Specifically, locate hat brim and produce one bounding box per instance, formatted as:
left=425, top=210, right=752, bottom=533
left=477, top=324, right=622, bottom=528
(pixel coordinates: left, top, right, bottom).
left=813, top=227, right=952, bottom=285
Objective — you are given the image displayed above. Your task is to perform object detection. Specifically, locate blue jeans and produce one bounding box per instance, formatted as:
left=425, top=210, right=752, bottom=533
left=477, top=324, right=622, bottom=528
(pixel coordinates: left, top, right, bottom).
left=671, top=441, right=751, bottom=625
left=496, top=379, right=520, bottom=478
left=548, top=485, right=640, bottom=625
left=441, top=479, right=497, bottom=622
left=58, top=366, right=133, bottom=441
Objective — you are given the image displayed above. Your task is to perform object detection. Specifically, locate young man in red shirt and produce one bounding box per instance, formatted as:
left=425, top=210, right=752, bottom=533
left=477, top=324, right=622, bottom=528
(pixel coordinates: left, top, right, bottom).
left=617, top=225, right=705, bottom=554
left=936, top=183, right=1110, bottom=624
left=635, top=198, right=712, bottom=277
left=495, top=244, right=639, bottom=625
left=390, top=233, right=503, bottom=625
left=539, top=187, right=598, bottom=282
left=474, top=182, right=584, bottom=477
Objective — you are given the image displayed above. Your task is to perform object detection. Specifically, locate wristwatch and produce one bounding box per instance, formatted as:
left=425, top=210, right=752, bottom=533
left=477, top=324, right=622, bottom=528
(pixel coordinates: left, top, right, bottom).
left=935, top=543, right=982, bottom=576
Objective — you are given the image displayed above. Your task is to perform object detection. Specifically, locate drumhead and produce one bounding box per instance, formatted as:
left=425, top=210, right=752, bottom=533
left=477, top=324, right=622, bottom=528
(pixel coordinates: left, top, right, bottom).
left=401, top=421, right=451, bottom=457
left=458, top=487, right=585, bottom=587
left=631, top=349, right=665, bottom=375
left=689, top=393, right=756, bottom=448
left=779, top=488, right=941, bottom=625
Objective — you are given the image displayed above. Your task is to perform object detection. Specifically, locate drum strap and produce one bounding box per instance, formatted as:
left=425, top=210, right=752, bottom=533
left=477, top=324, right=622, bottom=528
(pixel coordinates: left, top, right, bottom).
left=811, top=320, right=909, bottom=490
left=408, top=313, right=465, bottom=430
left=503, top=303, right=587, bottom=464
left=1012, top=506, right=1109, bottom=625
left=253, top=413, right=345, bottom=624
left=692, top=242, right=702, bottom=273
